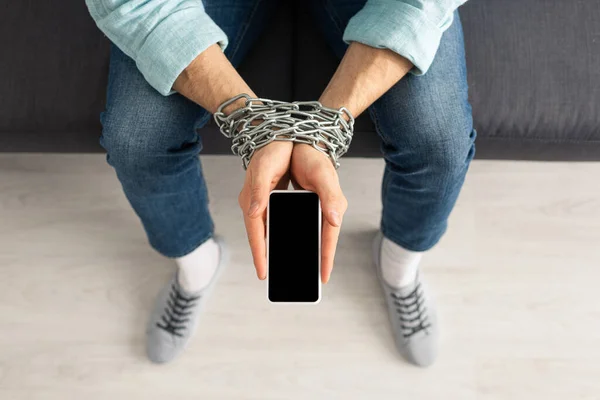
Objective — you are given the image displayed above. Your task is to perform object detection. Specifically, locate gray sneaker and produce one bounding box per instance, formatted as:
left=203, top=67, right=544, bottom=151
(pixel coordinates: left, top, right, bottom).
left=372, top=232, right=438, bottom=367
left=146, top=237, right=228, bottom=364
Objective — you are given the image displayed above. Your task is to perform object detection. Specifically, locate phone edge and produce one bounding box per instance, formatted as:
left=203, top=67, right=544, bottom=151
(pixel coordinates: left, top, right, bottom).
left=266, top=189, right=322, bottom=305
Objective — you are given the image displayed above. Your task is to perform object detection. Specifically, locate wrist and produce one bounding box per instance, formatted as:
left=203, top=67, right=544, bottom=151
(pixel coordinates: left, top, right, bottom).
left=175, top=44, right=257, bottom=114
left=318, top=96, right=356, bottom=122
left=221, top=96, right=248, bottom=115
left=215, top=96, right=353, bottom=170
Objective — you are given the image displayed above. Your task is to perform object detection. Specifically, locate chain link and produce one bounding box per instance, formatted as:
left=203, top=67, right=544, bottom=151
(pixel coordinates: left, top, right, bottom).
left=214, top=94, right=355, bottom=169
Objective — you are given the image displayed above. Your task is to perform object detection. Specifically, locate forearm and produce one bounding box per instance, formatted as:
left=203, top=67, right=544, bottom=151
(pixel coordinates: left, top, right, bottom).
left=86, top=0, right=230, bottom=96
left=319, top=42, right=413, bottom=116
left=173, top=44, right=254, bottom=114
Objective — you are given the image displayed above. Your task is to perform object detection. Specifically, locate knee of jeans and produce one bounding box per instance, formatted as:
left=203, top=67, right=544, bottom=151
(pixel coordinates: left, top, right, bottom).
left=433, top=131, right=474, bottom=177
left=385, top=125, right=475, bottom=179
left=100, top=110, right=171, bottom=174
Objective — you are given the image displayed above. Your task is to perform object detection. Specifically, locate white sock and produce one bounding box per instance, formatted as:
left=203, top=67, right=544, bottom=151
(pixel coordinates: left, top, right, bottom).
left=175, top=238, right=220, bottom=293
left=380, top=236, right=422, bottom=288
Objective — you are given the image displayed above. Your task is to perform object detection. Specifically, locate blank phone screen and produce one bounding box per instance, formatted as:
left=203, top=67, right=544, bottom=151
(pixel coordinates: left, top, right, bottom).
left=268, top=191, right=320, bottom=303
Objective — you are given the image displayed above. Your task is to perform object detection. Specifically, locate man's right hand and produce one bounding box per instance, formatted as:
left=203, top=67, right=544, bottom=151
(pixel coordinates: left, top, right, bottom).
left=238, top=141, right=293, bottom=280
left=171, top=43, right=296, bottom=281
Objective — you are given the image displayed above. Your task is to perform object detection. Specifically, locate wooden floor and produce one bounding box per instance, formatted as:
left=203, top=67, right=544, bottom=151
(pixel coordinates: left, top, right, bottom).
left=0, top=154, right=599, bottom=399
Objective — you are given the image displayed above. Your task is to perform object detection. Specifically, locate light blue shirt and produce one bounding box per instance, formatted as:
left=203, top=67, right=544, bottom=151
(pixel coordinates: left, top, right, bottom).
left=86, top=0, right=466, bottom=96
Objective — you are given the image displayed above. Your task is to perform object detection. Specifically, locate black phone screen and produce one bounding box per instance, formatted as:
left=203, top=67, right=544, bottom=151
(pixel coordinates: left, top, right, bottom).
left=268, top=191, right=320, bottom=303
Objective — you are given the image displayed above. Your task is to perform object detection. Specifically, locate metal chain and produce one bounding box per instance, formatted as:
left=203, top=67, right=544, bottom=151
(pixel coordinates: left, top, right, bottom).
left=213, top=94, right=355, bottom=169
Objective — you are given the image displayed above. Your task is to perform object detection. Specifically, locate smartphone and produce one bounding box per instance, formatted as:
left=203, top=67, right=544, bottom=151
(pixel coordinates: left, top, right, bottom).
left=267, top=190, right=321, bottom=303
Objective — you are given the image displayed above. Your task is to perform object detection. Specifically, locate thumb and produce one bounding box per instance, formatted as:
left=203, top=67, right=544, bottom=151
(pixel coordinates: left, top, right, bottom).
left=314, top=175, right=347, bottom=227
left=312, top=171, right=347, bottom=284
left=248, top=170, right=272, bottom=218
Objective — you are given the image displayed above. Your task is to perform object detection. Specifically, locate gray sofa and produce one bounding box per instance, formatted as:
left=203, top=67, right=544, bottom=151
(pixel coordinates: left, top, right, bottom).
left=1, top=0, right=599, bottom=160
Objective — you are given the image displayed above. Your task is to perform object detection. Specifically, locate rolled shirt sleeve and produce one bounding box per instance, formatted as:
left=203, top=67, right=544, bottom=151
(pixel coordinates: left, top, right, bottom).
left=343, top=0, right=466, bottom=75
left=85, top=0, right=228, bottom=95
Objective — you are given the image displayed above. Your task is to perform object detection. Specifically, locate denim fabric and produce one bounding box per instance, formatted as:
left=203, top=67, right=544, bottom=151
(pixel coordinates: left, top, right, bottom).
left=309, top=2, right=476, bottom=251
left=100, top=0, right=474, bottom=257
left=375, top=16, right=476, bottom=251
left=100, top=0, right=277, bottom=257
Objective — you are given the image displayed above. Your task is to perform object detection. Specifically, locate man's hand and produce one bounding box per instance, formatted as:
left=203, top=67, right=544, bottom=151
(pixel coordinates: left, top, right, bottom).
left=291, top=144, right=348, bottom=284
left=239, top=141, right=293, bottom=280
left=291, top=42, right=411, bottom=283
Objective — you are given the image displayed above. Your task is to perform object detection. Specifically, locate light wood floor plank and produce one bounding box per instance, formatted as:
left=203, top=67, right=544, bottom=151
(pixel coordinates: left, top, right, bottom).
left=0, top=154, right=598, bottom=399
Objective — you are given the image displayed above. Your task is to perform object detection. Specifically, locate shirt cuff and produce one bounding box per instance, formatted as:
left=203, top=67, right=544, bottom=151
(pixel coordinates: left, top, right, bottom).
left=343, top=1, right=451, bottom=75
left=136, top=9, right=228, bottom=96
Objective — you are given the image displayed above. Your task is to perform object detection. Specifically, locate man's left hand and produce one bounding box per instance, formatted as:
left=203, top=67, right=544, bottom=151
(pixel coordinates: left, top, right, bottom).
left=290, top=144, right=348, bottom=284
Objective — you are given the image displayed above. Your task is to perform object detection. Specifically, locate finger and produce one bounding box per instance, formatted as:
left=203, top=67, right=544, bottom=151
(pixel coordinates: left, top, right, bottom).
left=239, top=171, right=269, bottom=280
left=314, top=171, right=348, bottom=228
left=313, top=172, right=348, bottom=283
left=243, top=209, right=267, bottom=280
left=248, top=168, right=272, bottom=218
left=320, top=219, right=340, bottom=284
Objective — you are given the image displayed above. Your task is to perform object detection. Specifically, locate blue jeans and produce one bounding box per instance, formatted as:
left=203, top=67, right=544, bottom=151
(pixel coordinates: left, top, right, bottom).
left=100, top=0, right=475, bottom=258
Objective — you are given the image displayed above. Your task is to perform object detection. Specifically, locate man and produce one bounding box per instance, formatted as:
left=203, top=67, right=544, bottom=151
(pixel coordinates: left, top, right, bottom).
left=86, top=0, right=474, bottom=367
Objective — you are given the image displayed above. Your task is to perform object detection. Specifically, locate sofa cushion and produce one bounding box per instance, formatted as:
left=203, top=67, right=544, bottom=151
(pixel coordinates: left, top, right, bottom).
left=1, top=0, right=599, bottom=160
left=292, top=0, right=600, bottom=160
left=0, top=0, right=294, bottom=153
